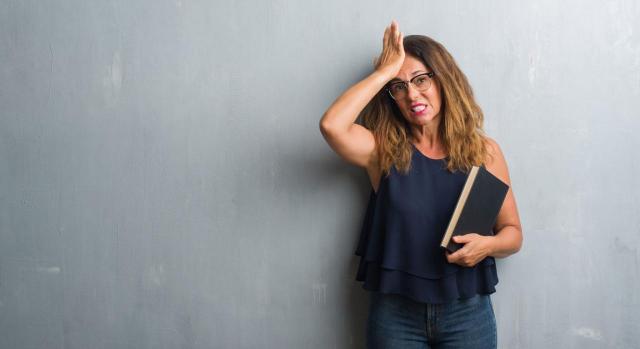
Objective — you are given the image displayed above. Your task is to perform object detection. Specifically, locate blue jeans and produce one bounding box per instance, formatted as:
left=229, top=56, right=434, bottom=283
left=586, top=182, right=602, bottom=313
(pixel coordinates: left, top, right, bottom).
left=366, top=291, right=497, bottom=349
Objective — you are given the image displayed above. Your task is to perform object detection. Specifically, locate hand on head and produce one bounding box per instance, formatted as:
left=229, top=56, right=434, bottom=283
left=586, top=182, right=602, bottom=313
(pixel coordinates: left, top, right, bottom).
left=374, top=20, right=405, bottom=79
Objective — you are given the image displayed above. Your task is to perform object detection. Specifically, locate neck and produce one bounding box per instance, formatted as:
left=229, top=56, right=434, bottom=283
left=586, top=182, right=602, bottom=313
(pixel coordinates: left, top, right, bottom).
left=410, top=117, right=441, bottom=149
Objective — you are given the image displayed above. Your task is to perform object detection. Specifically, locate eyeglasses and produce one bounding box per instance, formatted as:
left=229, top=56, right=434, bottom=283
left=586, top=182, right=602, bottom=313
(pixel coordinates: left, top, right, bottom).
left=386, top=72, right=436, bottom=100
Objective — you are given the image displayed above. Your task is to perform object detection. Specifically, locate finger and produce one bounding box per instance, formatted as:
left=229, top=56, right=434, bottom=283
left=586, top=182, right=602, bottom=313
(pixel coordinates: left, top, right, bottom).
left=454, top=235, right=471, bottom=243
left=383, top=25, right=390, bottom=47
left=382, top=29, right=387, bottom=52
left=385, top=27, right=392, bottom=49
left=386, top=25, right=394, bottom=49
left=445, top=252, right=454, bottom=263
left=394, top=21, right=401, bottom=37
left=390, top=21, right=398, bottom=41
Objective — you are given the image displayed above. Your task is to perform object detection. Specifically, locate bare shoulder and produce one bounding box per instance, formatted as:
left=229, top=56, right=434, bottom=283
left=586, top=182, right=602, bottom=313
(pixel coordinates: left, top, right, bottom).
left=484, top=137, right=503, bottom=163
left=483, top=136, right=511, bottom=185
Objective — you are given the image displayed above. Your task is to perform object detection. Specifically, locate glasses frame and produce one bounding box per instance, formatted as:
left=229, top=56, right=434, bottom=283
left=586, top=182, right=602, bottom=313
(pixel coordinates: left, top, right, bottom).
left=386, top=72, right=436, bottom=100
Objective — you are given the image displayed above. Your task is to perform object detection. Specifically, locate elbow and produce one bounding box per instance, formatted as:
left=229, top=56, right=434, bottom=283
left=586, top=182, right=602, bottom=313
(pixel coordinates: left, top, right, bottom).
left=319, top=113, right=336, bottom=133
left=319, top=120, right=332, bottom=141
left=513, top=227, right=523, bottom=253
left=494, top=224, right=523, bottom=257
left=319, top=115, right=341, bottom=140
left=319, top=118, right=331, bottom=135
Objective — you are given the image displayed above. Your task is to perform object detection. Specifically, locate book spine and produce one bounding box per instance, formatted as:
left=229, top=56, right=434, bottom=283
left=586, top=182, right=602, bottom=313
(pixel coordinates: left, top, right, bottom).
left=440, top=166, right=479, bottom=250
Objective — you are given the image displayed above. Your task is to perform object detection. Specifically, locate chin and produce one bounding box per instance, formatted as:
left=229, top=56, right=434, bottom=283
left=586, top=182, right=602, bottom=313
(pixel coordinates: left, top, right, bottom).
left=406, top=113, right=437, bottom=124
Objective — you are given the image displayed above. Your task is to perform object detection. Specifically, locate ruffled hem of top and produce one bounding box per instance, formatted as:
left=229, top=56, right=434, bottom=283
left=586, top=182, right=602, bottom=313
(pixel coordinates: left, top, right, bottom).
left=355, top=258, right=499, bottom=304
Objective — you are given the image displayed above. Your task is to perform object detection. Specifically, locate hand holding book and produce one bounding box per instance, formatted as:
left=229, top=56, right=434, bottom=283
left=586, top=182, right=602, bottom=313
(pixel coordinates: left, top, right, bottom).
left=444, top=233, right=495, bottom=267
left=440, top=166, right=509, bottom=254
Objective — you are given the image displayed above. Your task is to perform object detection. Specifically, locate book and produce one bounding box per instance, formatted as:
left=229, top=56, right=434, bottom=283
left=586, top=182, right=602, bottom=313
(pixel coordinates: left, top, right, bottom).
left=440, top=165, right=509, bottom=253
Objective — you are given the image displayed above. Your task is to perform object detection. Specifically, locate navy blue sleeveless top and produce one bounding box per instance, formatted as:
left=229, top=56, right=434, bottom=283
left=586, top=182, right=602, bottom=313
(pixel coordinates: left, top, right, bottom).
left=355, top=143, right=498, bottom=304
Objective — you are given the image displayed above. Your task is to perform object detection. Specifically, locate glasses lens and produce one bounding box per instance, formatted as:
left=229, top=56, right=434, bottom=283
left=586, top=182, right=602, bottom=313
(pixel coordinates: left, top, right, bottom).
left=388, top=74, right=432, bottom=100
left=389, top=83, right=407, bottom=99
left=413, top=75, right=430, bottom=90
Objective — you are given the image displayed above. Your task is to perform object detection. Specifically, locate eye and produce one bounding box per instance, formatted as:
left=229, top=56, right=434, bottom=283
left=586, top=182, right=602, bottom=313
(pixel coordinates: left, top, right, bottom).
left=391, top=83, right=406, bottom=92
left=414, top=76, right=427, bottom=86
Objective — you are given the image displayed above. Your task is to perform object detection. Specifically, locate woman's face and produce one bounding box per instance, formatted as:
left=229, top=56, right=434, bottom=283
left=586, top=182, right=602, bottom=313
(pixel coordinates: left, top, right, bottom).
left=390, top=55, right=442, bottom=126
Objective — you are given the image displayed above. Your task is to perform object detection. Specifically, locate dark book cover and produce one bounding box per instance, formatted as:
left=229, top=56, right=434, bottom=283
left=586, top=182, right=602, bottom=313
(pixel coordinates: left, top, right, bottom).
left=440, top=165, right=509, bottom=253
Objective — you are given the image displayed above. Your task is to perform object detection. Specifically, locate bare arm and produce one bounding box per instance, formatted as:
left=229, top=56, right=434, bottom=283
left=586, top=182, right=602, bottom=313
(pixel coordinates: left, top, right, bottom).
left=319, top=20, right=404, bottom=168
left=484, top=138, right=523, bottom=258
left=319, top=72, right=390, bottom=167
left=446, top=137, right=523, bottom=266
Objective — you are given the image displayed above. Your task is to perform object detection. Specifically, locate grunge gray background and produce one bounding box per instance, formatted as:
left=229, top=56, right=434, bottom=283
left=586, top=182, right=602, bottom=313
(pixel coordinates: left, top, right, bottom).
left=1, top=0, right=639, bottom=348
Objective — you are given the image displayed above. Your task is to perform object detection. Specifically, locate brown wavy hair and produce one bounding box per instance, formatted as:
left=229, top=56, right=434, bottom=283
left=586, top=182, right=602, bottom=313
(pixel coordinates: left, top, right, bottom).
left=358, top=35, right=490, bottom=175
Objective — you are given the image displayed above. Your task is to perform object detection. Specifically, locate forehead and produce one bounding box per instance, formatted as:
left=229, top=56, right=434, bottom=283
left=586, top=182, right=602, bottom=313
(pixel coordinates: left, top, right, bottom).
left=393, top=56, right=429, bottom=80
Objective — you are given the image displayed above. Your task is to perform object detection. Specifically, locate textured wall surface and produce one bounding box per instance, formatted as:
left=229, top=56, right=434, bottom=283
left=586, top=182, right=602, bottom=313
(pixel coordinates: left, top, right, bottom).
left=1, top=0, right=639, bottom=348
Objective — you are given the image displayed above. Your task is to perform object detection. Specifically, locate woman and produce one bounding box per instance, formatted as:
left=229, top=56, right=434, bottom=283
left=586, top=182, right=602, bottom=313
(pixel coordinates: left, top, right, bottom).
left=319, top=20, right=523, bottom=348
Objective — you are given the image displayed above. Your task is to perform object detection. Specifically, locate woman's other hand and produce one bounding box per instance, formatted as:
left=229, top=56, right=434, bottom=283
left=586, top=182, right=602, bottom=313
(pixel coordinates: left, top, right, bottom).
left=445, top=234, right=495, bottom=267
left=373, top=20, right=405, bottom=79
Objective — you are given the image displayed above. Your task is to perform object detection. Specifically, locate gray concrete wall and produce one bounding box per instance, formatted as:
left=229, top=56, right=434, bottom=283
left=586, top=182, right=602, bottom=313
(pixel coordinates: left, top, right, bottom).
left=1, top=0, right=639, bottom=348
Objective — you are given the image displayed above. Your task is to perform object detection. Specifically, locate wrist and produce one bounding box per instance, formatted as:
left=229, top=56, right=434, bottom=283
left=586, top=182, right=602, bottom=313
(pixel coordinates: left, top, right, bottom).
left=370, top=69, right=394, bottom=84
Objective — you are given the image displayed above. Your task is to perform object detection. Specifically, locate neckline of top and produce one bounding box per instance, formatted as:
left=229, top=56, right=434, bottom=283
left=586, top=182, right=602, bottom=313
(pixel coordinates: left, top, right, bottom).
left=411, top=143, right=448, bottom=161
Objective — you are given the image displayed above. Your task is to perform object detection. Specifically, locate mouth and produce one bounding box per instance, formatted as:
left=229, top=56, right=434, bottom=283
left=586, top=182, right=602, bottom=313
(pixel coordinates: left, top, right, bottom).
left=411, top=104, right=427, bottom=112
left=410, top=104, right=427, bottom=115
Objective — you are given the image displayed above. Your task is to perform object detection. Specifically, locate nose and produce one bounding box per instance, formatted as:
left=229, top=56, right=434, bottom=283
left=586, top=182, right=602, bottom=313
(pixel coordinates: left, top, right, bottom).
left=406, top=82, right=421, bottom=101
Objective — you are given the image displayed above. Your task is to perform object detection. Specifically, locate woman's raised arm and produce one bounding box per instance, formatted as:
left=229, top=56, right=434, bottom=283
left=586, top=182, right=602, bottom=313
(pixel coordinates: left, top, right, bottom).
left=319, top=20, right=404, bottom=168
